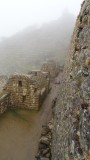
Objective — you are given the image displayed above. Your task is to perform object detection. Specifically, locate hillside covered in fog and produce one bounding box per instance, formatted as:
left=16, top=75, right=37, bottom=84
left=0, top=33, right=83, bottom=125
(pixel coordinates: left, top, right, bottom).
left=0, top=12, right=75, bottom=75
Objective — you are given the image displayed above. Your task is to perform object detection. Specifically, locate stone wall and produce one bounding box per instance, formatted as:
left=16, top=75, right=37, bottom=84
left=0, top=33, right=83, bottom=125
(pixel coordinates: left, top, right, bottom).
left=0, top=75, right=8, bottom=91
left=28, top=70, right=50, bottom=92
left=41, top=60, right=60, bottom=79
left=0, top=92, right=10, bottom=114
left=4, top=73, right=50, bottom=110
left=52, top=0, right=90, bottom=159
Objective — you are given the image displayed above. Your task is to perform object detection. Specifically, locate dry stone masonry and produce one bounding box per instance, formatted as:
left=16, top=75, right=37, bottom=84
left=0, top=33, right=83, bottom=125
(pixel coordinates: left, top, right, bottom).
left=52, top=0, right=90, bottom=160
left=2, top=71, right=50, bottom=111
left=0, top=75, right=8, bottom=91
left=0, top=92, right=10, bottom=114
left=0, top=76, right=9, bottom=114
left=0, top=61, right=60, bottom=114
left=41, top=60, right=60, bottom=79
left=35, top=121, right=53, bottom=160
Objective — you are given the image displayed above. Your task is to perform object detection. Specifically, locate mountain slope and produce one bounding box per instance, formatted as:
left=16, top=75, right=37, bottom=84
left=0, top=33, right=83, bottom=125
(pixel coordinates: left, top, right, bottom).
left=0, top=12, right=75, bottom=75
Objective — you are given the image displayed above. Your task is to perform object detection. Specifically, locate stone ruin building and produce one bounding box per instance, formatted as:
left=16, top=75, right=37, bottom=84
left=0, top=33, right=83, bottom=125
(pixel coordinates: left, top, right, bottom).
left=0, top=70, right=50, bottom=114
left=0, top=75, right=8, bottom=91
left=41, top=60, right=60, bottom=79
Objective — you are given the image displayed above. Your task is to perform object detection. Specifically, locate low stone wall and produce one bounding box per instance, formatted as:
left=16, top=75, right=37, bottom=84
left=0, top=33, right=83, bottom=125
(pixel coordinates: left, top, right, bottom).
left=35, top=121, right=53, bottom=160
left=0, top=93, right=10, bottom=114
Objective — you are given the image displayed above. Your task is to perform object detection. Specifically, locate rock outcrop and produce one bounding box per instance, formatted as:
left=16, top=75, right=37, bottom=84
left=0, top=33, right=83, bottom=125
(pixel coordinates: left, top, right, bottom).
left=52, top=0, right=90, bottom=159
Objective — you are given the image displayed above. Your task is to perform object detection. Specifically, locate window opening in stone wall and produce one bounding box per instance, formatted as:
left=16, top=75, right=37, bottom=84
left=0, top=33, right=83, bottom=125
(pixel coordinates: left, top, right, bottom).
left=34, top=88, right=37, bottom=93
left=18, top=80, right=22, bottom=87
left=35, top=72, right=37, bottom=76
left=22, top=96, right=26, bottom=102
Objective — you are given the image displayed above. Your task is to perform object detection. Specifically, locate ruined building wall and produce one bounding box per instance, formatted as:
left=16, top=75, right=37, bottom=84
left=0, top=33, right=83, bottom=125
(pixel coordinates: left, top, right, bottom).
left=0, top=75, right=8, bottom=91
left=52, top=0, right=90, bottom=159
left=41, top=61, right=59, bottom=79
left=4, top=72, right=50, bottom=111
left=4, top=75, right=40, bottom=110
left=29, top=71, right=50, bottom=92
left=0, top=93, right=10, bottom=114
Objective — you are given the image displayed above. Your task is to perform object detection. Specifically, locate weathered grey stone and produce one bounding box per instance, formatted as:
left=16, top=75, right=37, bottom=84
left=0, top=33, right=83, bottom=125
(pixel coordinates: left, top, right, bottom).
left=52, top=1, right=90, bottom=159
left=40, top=158, right=49, bottom=160
left=42, top=148, right=50, bottom=156
left=41, top=127, right=50, bottom=136
left=79, top=26, right=90, bottom=47
left=79, top=48, right=90, bottom=64
left=81, top=75, right=90, bottom=98
left=39, top=137, right=50, bottom=146
left=77, top=66, right=89, bottom=76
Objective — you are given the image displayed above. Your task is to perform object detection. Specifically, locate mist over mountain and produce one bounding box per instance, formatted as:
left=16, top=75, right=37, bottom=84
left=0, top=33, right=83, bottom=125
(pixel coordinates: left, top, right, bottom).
left=0, top=11, right=75, bottom=75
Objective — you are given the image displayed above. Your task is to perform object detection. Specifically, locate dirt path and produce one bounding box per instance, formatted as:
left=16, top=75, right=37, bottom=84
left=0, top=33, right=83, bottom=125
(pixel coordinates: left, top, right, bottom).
left=0, top=73, right=61, bottom=160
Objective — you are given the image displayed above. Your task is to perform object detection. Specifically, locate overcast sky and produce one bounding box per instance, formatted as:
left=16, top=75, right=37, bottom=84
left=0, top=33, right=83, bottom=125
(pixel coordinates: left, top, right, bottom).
left=0, top=0, right=83, bottom=39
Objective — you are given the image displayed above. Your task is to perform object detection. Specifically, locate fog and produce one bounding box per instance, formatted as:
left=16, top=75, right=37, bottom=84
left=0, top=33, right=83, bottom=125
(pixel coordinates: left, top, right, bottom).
left=0, top=0, right=84, bottom=75
left=0, top=1, right=85, bottom=159
left=0, top=0, right=83, bottom=39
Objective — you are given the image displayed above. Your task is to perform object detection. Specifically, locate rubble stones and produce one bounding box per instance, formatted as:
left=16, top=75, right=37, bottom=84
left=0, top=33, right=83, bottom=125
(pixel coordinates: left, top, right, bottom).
left=39, top=137, right=50, bottom=146
left=41, top=126, right=50, bottom=136
left=36, top=121, right=53, bottom=160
